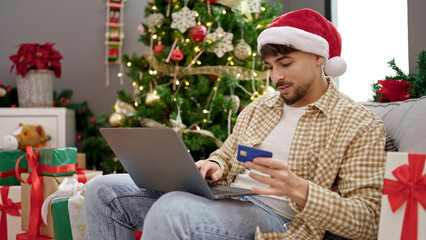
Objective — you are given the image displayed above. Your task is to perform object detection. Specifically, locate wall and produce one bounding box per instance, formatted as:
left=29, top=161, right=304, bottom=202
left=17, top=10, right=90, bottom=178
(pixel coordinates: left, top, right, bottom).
left=408, top=0, right=426, bottom=73
left=0, top=0, right=145, bottom=115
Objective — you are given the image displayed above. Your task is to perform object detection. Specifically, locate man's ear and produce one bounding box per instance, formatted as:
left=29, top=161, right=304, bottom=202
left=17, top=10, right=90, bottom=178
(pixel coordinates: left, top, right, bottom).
left=315, top=55, right=325, bottom=66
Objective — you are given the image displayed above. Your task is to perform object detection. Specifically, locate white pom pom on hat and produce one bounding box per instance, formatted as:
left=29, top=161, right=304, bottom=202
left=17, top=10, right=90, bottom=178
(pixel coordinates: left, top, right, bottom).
left=257, top=9, right=347, bottom=77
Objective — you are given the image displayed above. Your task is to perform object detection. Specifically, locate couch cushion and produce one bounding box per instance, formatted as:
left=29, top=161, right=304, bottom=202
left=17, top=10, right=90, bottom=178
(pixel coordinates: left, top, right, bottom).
left=361, top=96, right=426, bottom=153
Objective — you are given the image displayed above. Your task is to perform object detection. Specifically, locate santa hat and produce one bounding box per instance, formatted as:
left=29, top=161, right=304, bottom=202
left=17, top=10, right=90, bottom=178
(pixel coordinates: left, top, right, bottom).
left=257, top=9, right=347, bottom=77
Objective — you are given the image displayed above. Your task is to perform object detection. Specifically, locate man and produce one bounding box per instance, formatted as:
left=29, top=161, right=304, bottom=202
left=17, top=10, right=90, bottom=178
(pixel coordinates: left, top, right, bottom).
left=85, top=9, right=386, bottom=240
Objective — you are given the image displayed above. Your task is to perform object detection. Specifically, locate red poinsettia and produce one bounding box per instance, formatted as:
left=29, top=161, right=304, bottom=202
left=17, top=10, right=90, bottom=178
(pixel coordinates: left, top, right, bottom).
left=376, top=79, right=413, bottom=102
left=9, top=43, right=63, bottom=78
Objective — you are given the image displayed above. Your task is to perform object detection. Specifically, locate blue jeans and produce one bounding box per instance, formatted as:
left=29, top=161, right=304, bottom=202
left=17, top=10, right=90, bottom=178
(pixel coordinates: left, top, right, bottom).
left=85, top=174, right=291, bottom=240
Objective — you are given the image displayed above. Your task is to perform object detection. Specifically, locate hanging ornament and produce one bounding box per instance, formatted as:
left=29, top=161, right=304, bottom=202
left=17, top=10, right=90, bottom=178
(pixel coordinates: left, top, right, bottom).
left=145, top=91, right=161, bottom=106
left=171, top=48, right=184, bottom=62
left=227, top=95, right=240, bottom=113
left=154, top=44, right=165, bottom=55
left=146, top=13, right=164, bottom=33
left=109, top=112, right=126, bottom=127
left=137, top=24, right=146, bottom=35
left=190, top=24, right=208, bottom=42
left=114, top=99, right=136, bottom=116
left=206, top=27, right=234, bottom=58
left=171, top=6, right=197, bottom=33
left=234, top=39, right=252, bottom=60
left=0, top=87, right=6, bottom=97
left=206, top=0, right=218, bottom=2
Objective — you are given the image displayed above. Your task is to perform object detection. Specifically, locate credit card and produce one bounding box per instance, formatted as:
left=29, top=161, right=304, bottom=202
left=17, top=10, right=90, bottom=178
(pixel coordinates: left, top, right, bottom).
left=237, top=145, right=273, bottom=163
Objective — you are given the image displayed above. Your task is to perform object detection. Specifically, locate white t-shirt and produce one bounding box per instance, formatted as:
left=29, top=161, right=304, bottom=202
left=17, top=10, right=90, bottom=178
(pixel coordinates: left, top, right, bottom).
left=231, top=104, right=306, bottom=219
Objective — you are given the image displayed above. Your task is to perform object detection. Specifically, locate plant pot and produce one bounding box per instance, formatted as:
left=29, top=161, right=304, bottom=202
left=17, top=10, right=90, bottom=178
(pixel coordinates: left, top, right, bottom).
left=16, top=69, right=54, bottom=107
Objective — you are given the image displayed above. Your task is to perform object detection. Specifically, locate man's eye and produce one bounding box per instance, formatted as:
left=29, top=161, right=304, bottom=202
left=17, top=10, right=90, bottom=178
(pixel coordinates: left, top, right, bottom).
left=282, top=63, right=291, bottom=67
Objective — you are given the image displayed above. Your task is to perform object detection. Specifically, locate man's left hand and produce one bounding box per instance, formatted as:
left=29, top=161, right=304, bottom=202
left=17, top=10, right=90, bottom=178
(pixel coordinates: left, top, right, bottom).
left=245, top=157, right=309, bottom=208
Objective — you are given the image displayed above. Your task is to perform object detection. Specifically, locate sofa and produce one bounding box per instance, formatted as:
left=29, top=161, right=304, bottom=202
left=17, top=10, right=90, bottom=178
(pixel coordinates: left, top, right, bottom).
left=362, top=96, right=426, bottom=153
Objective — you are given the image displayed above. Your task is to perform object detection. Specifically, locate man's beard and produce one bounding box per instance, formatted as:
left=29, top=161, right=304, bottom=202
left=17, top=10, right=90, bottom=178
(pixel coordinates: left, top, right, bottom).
left=276, top=81, right=310, bottom=106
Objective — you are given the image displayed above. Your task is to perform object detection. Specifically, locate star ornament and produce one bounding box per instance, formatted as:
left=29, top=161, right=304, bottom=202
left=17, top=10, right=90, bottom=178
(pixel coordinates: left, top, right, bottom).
left=146, top=13, right=164, bottom=33
left=206, top=27, right=234, bottom=58
left=376, top=79, right=413, bottom=102
left=171, top=6, right=197, bottom=33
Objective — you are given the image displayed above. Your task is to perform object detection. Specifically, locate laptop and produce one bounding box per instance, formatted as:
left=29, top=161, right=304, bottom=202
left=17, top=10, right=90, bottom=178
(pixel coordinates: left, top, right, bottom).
left=99, top=127, right=256, bottom=200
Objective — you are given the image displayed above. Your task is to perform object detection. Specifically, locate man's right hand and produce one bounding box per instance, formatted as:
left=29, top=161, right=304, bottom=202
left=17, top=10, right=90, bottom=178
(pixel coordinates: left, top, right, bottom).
left=195, top=160, right=223, bottom=181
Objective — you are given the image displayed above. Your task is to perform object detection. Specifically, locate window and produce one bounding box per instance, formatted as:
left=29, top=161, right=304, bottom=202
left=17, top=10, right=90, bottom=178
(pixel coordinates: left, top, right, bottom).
left=333, top=0, right=409, bottom=102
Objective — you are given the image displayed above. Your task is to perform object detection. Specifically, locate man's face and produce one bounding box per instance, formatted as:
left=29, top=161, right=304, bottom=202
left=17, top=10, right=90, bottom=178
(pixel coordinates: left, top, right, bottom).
left=263, top=51, right=324, bottom=107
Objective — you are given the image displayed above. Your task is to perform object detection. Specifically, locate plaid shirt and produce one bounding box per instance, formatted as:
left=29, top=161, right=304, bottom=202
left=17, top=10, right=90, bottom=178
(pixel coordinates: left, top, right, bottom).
left=208, top=78, right=386, bottom=240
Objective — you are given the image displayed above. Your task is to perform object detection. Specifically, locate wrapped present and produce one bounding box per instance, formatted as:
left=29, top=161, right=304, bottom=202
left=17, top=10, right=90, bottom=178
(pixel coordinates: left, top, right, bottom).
left=37, top=147, right=78, bottom=177
left=16, top=233, right=52, bottom=240
left=51, top=198, right=72, bottom=240
left=0, top=150, right=28, bottom=186
left=68, top=189, right=88, bottom=240
left=20, top=170, right=103, bottom=238
left=77, top=153, right=86, bottom=169
left=1, top=186, right=24, bottom=240
left=378, top=152, right=426, bottom=240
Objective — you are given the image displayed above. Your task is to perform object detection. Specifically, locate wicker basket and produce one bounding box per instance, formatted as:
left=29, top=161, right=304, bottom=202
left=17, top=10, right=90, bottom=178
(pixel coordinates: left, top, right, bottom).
left=16, top=70, right=54, bottom=107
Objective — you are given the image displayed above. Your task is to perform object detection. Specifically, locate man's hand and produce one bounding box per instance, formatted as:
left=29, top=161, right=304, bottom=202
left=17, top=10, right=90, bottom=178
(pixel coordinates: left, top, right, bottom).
left=245, top=157, right=309, bottom=208
left=195, top=160, right=223, bottom=181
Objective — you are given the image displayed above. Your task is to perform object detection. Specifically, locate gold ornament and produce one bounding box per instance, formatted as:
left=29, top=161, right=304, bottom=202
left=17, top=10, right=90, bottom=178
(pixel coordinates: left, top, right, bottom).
left=109, top=112, right=126, bottom=127
left=234, top=39, right=252, bottom=60
left=145, top=91, right=161, bottom=106
left=226, top=95, right=240, bottom=113
left=261, top=86, right=276, bottom=95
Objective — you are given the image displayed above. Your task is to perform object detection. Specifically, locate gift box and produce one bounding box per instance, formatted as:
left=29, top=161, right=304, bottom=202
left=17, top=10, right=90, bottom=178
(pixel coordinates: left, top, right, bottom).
left=51, top=198, right=72, bottom=240
left=68, top=191, right=88, bottom=240
left=37, top=147, right=77, bottom=177
left=0, top=150, right=28, bottom=186
left=16, top=233, right=53, bottom=240
left=20, top=170, right=103, bottom=238
left=77, top=153, right=86, bottom=169
left=1, top=186, right=25, bottom=240
left=378, top=152, right=426, bottom=240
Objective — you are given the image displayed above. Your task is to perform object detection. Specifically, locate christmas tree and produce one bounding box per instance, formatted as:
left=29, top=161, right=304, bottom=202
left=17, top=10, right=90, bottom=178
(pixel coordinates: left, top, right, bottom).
left=115, top=0, right=282, bottom=161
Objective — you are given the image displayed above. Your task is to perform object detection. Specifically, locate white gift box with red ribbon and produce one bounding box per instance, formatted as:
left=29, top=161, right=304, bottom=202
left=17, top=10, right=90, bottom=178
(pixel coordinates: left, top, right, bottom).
left=378, top=152, right=426, bottom=240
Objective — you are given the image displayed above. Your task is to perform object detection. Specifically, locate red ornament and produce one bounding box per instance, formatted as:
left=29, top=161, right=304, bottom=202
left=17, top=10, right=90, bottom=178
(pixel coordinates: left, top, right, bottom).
left=171, top=49, right=184, bottom=62
left=206, top=0, right=218, bottom=3
left=90, top=117, right=96, bottom=124
left=153, top=44, right=165, bottom=55
left=6, top=87, right=12, bottom=93
left=0, top=82, right=3, bottom=87
left=77, top=135, right=82, bottom=141
left=60, top=97, right=69, bottom=105
left=11, top=104, right=16, bottom=108
left=82, top=108, right=87, bottom=114
left=53, top=101, right=58, bottom=107
left=190, top=25, right=208, bottom=42
left=376, top=79, right=413, bottom=102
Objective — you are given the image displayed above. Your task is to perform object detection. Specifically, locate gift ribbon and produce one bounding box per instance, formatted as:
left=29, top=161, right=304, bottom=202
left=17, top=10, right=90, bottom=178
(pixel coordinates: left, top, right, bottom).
left=76, top=165, right=87, bottom=184
left=383, top=153, right=426, bottom=240
left=1, top=186, right=22, bottom=240
left=0, top=167, right=28, bottom=179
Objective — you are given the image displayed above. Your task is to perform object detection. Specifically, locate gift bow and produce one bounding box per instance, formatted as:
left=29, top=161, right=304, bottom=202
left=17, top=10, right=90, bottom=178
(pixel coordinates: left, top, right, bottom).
left=1, top=186, right=22, bottom=240
left=383, top=153, right=426, bottom=240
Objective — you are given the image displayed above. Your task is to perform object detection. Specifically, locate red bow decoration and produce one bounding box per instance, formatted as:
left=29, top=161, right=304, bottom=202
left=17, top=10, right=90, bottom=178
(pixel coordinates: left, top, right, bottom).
left=1, top=186, right=22, bottom=240
left=383, top=153, right=426, bottom=240
left=376, top=79, right=413, bottom=102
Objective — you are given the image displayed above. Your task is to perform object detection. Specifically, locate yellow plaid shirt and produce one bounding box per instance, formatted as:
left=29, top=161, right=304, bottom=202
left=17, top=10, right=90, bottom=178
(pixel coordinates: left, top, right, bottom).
left=208, top=78, right=386, bottom=240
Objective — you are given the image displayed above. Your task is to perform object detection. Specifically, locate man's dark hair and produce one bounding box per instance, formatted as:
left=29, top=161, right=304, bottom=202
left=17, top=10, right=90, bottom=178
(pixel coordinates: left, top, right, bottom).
left=259, top=44, right=299, bottom=61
